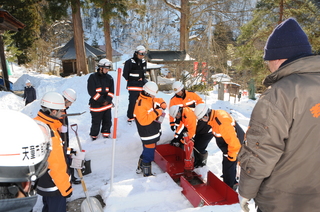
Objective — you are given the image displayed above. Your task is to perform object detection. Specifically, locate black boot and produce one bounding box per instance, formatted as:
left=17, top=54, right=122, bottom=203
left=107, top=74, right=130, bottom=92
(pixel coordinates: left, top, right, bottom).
left=195, top=151, right=208, bottom=168
left=71, top=168, right=81, bottom=184
left=142, top=161, right=154, bottom=177
left=136, top=155, right=143, bottom=174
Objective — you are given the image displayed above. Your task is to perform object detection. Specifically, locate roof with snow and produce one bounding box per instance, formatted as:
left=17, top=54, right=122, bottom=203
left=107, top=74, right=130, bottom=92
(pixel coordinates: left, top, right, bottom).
left=146, top=50, right=195, bottom=64
left=55, top=37, right=106, bottom=60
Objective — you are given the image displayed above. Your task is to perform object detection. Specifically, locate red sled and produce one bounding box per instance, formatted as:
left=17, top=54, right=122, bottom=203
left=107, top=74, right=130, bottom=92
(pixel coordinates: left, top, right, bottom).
left=154, top=144, right=239, bottom=207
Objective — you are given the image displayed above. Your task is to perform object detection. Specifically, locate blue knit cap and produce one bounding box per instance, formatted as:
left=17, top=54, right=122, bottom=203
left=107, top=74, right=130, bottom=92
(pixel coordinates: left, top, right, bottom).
left=264, top=18, right=311, bottom=61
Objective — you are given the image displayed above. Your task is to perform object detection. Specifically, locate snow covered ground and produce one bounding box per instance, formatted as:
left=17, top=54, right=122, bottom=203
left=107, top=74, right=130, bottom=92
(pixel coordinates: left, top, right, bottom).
left=0, top=63, right=258, bottom=212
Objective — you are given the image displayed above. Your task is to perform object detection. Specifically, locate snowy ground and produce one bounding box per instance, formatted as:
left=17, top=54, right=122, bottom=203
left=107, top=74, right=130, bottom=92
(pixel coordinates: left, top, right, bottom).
left=0, top=63, right=258, bottom=212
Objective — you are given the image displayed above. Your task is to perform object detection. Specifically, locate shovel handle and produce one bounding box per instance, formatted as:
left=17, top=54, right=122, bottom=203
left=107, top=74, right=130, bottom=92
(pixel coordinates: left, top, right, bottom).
left=77, top=169, right=95, bottom=212
left=70, top=124, right=78, bottom=134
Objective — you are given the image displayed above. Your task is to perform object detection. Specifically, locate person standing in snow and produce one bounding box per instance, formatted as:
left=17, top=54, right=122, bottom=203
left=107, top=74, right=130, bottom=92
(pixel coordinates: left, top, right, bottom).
left=134, top=81, right=166, bottom=177
left=60, top=88, right=80, bottom=184
left=87, top=59, right=114, bottom=140
left=23, top=79, right=36, bottom=105
left=34, top=91, right=72, bottom=212
left=122, top=45, right=147, bottom=123
left=194, top=104, right=244, bottom=190
left=238, top=18, right=320, bottom=212
left=0, top=109, right=51, bottom=212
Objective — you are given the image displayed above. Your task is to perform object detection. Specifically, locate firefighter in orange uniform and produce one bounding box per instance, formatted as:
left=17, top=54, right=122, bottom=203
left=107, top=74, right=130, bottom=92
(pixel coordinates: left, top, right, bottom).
left=34, top=91, right=72, bottom=212
left=194, top=104, right=244, bottom=189
left=87, top=59, right=114, bottom=140
left=134, top=81, right=166, bottom=177
left=169, top=81, right=204, bottom=131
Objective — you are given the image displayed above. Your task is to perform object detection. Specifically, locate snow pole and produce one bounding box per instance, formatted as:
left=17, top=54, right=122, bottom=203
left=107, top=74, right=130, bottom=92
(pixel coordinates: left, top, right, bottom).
left=110, top=68, right=122, bottom=191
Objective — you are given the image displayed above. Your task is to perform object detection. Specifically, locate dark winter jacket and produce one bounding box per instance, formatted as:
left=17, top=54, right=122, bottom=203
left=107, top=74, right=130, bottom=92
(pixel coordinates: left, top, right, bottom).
left=238, top=55, right=320, bottom=212
left=122, top=55, right=147, bottom=91
left=87, top=71, right=114, bottom=112
left=34, top=110, right=72, bottom=197
left=133, top=92, right=163, bottom=144
left=23, top=86, right=36, bottom=105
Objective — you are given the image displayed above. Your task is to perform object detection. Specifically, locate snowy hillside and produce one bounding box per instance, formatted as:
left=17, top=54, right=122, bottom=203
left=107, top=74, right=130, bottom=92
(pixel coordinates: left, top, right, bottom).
left=0, top=63, right=258, bottom=212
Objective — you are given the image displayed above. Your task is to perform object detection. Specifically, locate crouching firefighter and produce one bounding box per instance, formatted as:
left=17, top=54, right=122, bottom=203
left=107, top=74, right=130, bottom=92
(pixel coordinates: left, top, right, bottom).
left=194, top=104, right=244, bottom=189
left=134, top=81, right=166, bottom=177
left=169, top=105, right=198, bottom=179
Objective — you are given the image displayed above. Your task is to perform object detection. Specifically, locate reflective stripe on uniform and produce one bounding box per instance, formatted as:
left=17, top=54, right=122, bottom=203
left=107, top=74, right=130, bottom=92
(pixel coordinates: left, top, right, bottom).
left=128, top=86, right=143, bottom=91
left=37, top=185, right=58, bottom=192
left=140, top=132, right=161, bottom=141
left=90, top=104, right=112, bottom=112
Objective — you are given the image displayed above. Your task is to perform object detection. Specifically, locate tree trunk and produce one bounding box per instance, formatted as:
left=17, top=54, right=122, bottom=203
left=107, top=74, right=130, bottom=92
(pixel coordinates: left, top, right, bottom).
left=180, top=0, right=187, bottom=51
left=103, top=18, right=113, bottom=62
left=71, top=0, right=88, bottom=75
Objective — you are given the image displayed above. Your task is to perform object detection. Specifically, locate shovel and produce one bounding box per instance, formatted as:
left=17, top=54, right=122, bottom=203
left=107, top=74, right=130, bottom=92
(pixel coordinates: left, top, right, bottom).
left=77, top=169, right=104, bottom=212
left=71, top=124, right=92, bottom=175
left=69, top=124, right=103, bottom=212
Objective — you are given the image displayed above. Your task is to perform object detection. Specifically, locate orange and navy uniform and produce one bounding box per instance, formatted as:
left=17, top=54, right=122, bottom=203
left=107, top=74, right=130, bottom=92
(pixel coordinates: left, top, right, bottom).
left=207, top=109, right=241, bottom=161
left=174, top=107, right=197, bottom=140
left=87, top=71, right=114, bottom=112
left=122, top=56, right=147, bottom=92
left=87, top=71, right=114, bottom=138
left=34, top=110, right=72, bottom=197
left=169, top=90, right=204, bottom=129
left=134, top=93, right=164, bottom=144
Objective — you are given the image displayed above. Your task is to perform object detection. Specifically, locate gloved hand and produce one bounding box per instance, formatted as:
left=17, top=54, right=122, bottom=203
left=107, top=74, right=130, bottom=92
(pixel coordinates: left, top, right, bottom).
left=170, top=138, right=181, bottom=147
left=224, top=153, right=236, bottom=162
left=65, top=191, right=73, bottom=198
left=240, top=196, right=250, bottom=212
left=60, top=125, right=68, bottom=133
left=170, top=125, right=176, bottom=131
left=160, top=102, right=167, bottom=110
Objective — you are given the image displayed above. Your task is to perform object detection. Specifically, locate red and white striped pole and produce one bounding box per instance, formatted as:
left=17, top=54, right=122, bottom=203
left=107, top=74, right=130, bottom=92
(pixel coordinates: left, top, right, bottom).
left=110, top=68, right=122, bottom=191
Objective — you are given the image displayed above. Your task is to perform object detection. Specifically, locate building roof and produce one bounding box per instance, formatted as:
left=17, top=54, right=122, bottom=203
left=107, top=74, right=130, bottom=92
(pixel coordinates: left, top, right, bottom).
left=146, top=50, right=195, bottom=63
left=0, top=9, right=25, bottom=31
left=56, top=37, right=106, bottom=60
left=98, top=45, right=123, bottom=57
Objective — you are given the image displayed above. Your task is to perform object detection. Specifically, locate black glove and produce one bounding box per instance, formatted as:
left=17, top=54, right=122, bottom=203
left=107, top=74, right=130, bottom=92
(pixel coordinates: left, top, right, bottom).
left=65, top=191, right=73, bottom=198
left=170, top=138, right=181, bottom=147
left=170, top=126, right=176, bottom=131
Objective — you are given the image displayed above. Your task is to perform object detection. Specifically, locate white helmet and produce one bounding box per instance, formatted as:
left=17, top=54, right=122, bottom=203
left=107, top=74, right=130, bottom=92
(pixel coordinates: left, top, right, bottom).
left=136, top=45, right=146, bottom=52
left=172, top=81, right=184, bottom=93
left=169, top=105, right=180, bottom=118
left=143, top=81, right=158, bottom=96
left=194, top=103, right=210, bottom=120
left=25, top=79, right=31, bottom=84
left=98, top=58, right=112, bottom=68
left=63, top=88, right=77, bottom=103
left=0, top=110, right=51, bottom=182
left=41, top=91, right=65, bottom=110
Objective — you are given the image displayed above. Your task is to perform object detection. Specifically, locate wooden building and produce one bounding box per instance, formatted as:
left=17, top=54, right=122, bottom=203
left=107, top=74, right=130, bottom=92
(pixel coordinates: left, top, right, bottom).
left=0, top=9, right=25, bottom=91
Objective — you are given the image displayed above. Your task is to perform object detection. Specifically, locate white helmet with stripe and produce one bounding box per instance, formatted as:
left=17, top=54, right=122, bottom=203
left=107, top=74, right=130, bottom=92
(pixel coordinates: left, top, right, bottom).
left=143, top=81, right=158, bottom=96
left=172, top=81, right=184, bottom=93
left=169, top=105, right=180, bottom=118
left=194, top=103, right=210, bottom=120
left=41, top=91, right=65, bottom=110
left=0, top=109, right=51, bottom=182
left=63, top=88, right=77, bottom=103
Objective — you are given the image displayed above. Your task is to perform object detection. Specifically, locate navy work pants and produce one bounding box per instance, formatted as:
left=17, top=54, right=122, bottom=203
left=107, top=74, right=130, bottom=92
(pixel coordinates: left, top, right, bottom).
left=90, top=108, right=112, bottom=137
left=127, top=90, right=140, bottom=120
left=42, top=195, right=66, bottom=212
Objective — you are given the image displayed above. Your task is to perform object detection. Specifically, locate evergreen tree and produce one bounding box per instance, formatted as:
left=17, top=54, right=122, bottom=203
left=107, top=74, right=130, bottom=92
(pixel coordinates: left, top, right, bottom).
left=235, top=0, right=320, bottom=91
